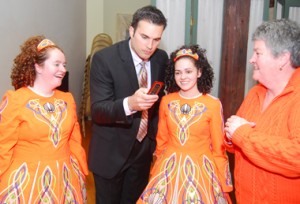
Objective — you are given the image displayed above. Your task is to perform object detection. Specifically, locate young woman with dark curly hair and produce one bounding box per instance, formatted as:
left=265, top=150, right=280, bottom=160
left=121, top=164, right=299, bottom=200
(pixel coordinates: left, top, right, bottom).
left=138, top=45, right=233, bottom=204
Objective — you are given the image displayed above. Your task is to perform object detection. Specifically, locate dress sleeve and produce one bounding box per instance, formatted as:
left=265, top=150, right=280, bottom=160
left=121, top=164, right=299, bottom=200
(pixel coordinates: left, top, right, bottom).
left=0, top=91, right=20, bottom=177
left=68, top=93, right=89, bottom=175
left=210, top=99, right=233, bottom=192
left=155, top=96, right=168, bottom=157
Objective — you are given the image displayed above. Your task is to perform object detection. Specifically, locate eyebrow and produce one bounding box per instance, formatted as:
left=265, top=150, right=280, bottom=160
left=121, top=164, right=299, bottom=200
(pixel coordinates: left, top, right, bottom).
left=175, top=68, right=193, bottom=71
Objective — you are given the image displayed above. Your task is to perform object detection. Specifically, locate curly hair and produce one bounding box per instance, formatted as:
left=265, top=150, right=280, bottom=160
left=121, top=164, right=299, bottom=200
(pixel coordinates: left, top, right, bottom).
left=11, top=35, right=63, bottom=90
left=165, top=44, right=214, bottom=95
left=252, top=19, right=300, bottom=68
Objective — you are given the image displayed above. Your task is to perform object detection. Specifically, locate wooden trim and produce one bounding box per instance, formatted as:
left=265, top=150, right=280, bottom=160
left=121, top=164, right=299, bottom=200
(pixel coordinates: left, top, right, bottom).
left=185, top=0, right=198, bottom=45
left=263, top=0, right=271, bottom=20
left=219, top=0, right=251, bottom=120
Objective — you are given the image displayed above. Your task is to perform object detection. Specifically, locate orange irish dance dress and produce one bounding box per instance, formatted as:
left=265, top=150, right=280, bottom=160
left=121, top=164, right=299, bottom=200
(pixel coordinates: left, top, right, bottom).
left=0, top=87, right=88, bottom=203
left=138, top=92, right=232, bottom=204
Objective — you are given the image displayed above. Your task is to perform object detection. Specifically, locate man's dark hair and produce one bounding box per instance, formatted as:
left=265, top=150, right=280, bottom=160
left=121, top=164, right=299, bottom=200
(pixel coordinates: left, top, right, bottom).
left=131, top=5, right=167, bottom=31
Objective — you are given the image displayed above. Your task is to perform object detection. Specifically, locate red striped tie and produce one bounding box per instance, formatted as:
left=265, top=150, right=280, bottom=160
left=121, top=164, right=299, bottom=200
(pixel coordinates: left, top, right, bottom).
left=136, top=61, right=148, bottom=142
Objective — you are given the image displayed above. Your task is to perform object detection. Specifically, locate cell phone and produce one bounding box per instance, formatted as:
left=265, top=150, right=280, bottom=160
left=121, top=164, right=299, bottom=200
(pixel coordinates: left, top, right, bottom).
left=147, top=81, right=164, bottom=95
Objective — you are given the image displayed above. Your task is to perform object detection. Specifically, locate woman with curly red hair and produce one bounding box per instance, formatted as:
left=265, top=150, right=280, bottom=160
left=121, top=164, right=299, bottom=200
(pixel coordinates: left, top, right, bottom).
left=0, top=36, right=88, bottom=203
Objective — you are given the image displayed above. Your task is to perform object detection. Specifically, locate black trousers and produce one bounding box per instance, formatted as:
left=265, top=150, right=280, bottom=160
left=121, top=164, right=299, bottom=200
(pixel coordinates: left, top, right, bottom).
left=93, top=137, right=154, bottom=204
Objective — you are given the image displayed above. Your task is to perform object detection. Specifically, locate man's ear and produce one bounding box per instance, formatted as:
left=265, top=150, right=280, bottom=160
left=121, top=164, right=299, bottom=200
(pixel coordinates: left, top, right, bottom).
left=129, top=26, right=134, bottom=38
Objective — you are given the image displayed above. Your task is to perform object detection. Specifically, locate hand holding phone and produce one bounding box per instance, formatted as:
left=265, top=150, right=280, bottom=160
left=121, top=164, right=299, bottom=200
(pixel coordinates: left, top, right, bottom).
left=147, top=81, right=164, bottom=95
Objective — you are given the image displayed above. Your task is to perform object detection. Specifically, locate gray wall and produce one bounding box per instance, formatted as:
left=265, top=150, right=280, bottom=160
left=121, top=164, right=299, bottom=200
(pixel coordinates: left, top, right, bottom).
left=0, top=0, right=86, bottom=111
left=103, top=0, right=150, bottom=43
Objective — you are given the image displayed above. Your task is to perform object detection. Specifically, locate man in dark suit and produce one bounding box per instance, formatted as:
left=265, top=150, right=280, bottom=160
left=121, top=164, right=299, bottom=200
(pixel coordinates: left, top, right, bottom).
left=88, top=5, right=168, bottom=204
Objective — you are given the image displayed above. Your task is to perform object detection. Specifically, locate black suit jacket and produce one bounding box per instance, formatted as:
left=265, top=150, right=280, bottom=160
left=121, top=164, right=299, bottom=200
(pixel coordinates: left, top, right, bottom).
left=88, top=39, right=168, bottom=178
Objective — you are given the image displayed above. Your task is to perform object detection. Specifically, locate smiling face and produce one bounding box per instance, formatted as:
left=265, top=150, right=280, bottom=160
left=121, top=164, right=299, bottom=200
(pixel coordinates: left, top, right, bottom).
left=174, top=57, right=201, bottom=97
left=35, top=48, right=67, bottom=90
left=129, top=20, right=164, bottom=61
left=249, top=40, right=282, bottom=87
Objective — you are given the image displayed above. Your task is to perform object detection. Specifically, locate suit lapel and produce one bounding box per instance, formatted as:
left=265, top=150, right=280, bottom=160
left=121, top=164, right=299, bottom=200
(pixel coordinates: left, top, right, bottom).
left=149, top=59, right=159, bottom=85
left=119, top=40, right=139, bottom=90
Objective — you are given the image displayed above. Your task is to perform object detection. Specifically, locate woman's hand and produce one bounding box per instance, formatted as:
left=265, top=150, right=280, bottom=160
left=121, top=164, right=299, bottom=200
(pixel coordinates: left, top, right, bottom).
left=225, top=115, right=256, bottom=140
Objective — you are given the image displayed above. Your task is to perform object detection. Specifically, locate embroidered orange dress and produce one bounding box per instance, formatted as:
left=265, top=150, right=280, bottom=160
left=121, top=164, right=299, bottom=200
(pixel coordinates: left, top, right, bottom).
left=0, top=87, right=88, bottom=204
left=138, top=92, right=232, bottom=204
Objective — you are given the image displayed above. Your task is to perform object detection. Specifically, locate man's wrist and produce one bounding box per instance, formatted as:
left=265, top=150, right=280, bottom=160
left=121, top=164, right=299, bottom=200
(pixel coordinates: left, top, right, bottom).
left=127, top=98, right=133, bottom=111
left=123, top=97, right=136, bottom=115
